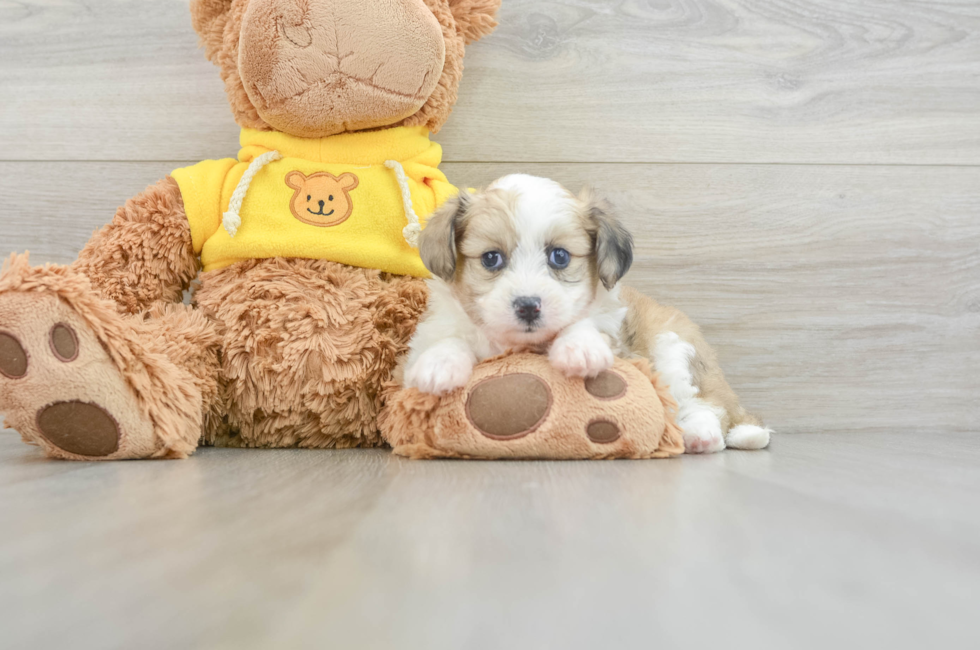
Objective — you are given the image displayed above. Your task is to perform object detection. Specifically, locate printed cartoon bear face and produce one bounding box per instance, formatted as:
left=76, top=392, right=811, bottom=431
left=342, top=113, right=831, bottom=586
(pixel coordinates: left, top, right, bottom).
left=285, top=171, right=360, bottom=227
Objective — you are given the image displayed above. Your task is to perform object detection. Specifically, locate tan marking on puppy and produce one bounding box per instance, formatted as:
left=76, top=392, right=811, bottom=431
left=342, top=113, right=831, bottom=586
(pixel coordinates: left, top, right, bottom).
left=419, top=191, right=469, bottom=282
left=456, top=188, right=520, bottom=260
left=454, top=189, right=520, bottom=328
left=619, top=286, right=763, bottom=432
left=419, top=189, right=520, bottom=279
left=543, top=203, right=596, bottom=289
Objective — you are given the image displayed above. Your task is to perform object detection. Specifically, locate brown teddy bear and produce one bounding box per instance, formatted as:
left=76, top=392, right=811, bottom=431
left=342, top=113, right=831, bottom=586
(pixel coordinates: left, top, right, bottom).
left=0, top=0, right=502, bottom=460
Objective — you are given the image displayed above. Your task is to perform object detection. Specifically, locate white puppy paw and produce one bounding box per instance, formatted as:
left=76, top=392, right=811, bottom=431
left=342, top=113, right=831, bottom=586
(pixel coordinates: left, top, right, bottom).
left=726, top=424, right=772, bottom=450
left=679, top=407, right=726, bottom=454
left=405, top=345, right=474, bottom=396
left=549, top=327, right=614, bottom=378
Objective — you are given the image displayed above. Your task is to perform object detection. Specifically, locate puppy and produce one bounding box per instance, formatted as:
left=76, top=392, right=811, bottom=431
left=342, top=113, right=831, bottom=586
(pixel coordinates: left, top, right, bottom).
left=404, top=174, right=771, bottom=453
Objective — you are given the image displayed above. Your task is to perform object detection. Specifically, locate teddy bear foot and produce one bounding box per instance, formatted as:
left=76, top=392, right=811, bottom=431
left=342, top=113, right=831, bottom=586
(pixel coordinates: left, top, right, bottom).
left=381, top=352, right=687, bottom=460
left=0, top=290, right=162, bottom=460
left=0, top=255, right=206, bottom=460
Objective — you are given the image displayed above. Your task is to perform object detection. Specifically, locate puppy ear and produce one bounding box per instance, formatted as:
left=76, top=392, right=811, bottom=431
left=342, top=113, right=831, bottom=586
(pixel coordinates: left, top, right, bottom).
left=448, top=0, right=502, bottom=45
left=420, top=191, right=472, bottom=281
left=583, top=191, right=633, bottom=290
left=190, top=0, right=234, bottom=62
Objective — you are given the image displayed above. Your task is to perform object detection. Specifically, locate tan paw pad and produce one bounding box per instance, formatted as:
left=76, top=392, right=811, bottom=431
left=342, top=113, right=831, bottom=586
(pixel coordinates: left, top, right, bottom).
left=37, top=401, right=120, bottom=457
left=586, top=419, right=622, bottom=444
left=584, top=370, right=627, bottom=400
left=466, top=373, right=552, bottom=441
left=0, top=331, right=28, bottom=378
left=49, top=323, right=79, bottom=362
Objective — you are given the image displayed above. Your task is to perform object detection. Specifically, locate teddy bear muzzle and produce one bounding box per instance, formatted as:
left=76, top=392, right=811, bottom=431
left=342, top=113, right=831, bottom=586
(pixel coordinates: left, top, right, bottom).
left=238, top=0, right=447, bottom=138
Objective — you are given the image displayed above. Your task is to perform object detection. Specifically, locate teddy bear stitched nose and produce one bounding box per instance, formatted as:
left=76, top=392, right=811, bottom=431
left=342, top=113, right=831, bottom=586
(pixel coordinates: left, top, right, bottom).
left=281, top=21, right=312, bottom=48
left=318, top=200, right=325, bottom=210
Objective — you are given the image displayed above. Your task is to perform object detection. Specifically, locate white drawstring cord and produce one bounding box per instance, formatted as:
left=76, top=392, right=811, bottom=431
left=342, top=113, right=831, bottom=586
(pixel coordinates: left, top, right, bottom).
left=385, top=160, right=421, bottom=248
left=223, top=150, right=283, bottom=237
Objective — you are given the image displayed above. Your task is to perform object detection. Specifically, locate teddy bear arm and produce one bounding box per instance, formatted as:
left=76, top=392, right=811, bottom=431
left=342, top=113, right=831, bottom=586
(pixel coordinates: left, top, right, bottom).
left=382, top=353, right=686, bottom=460
left=71, top=176, right=200, bottom=315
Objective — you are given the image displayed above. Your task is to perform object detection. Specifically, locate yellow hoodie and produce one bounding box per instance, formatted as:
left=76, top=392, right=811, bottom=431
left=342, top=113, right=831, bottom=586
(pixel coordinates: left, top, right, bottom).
left=171, top=126, right=457, bottom=277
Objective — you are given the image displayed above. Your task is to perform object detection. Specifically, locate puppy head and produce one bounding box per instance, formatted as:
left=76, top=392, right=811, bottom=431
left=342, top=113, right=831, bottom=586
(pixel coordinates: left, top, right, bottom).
left=420, top=174, right=633, bottom=347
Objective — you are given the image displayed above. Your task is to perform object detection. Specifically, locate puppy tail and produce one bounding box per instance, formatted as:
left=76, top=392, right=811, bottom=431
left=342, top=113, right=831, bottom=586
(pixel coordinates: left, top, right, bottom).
left=729, top=407, right=763, bottom=428
left=725, top=407, right=772, bottom=450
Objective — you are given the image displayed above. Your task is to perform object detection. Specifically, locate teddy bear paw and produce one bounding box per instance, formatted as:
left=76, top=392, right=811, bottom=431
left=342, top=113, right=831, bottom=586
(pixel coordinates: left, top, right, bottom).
left=0, top=290, right=155, bottom=460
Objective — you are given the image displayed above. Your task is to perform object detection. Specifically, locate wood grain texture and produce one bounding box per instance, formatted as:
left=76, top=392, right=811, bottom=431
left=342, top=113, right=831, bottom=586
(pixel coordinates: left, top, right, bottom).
left=1, top=433, right=979, bottom=650
left=1, top=0, right=979, bottom=163
left=1, top=3, right=979, bottom=647
left=1, top=161, right=977, bottom=434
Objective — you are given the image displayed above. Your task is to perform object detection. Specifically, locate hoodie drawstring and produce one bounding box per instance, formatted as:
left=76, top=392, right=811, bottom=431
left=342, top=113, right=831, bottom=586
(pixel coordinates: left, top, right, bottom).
left=385, top=160, right=421, bottom=249
left=223, top=150, right=282, bottom=237
left=223, top=152, right=421, bottom=249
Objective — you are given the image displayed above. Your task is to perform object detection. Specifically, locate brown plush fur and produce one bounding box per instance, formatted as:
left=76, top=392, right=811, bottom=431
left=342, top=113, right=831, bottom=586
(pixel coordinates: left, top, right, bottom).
left=380, top=352, right=685, bottom=460
left=194, top=259, right=427, bottom=448
left=447, top=0, right=502, bottom=44
left=0, top=252, right=426, bottom=458
left=73, top=177, right=199, bottom=314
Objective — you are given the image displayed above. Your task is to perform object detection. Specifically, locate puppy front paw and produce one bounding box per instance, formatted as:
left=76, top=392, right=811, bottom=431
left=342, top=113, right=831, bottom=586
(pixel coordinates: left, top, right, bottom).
left=549, top=328, right=614, bottom=378
left=405, top=346, right=474, bottom=396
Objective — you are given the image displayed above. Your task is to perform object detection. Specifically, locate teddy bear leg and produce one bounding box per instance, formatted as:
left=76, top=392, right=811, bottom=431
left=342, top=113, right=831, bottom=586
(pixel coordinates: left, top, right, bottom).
left=141, top=301, right=226, bottom=449
left=195, top=258, right=427, bottom=449
left=0, top=256, right=216, bottom=460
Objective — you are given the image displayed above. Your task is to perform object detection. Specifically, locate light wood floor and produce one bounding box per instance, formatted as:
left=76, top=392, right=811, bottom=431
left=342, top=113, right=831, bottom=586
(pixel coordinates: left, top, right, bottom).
left=1, top=1, right=978, bottom=647
left=2, top=431, right=979, bottom=649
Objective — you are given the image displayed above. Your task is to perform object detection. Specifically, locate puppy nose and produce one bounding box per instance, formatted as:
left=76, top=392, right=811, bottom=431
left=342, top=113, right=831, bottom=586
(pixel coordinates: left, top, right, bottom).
left=318, top=200, right=325, bottom=209
left=513, top=297, right=542, bottom=324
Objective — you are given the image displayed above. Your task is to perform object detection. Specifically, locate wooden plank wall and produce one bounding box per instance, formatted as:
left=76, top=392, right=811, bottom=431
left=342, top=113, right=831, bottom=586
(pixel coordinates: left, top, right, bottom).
left=1, top=0, right=978, bottom=434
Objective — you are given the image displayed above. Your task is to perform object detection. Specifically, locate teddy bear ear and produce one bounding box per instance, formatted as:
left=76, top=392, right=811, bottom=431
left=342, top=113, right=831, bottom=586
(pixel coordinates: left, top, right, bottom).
left=190, top=0, right=234, bottom=62
left=448, top=0, right=502, bottom=45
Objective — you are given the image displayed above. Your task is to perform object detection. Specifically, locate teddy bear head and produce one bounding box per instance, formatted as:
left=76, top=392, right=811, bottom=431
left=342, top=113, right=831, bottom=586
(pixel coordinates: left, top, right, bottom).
left=190, top=0, right=501, bottom=138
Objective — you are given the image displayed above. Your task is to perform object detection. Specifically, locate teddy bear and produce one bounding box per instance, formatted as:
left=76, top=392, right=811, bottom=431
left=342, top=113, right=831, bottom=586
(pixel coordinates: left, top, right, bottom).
left=0, top=0, right=503, bottom=460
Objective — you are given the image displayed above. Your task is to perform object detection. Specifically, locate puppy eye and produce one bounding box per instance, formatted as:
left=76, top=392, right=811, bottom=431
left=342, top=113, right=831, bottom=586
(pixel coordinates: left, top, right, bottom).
left=329, top=195, right=334, bottom=201
left=307, top=195, right=311, bottom=201
left=548, top=248, right=571, bottom=269
left=481, top=251, right=505, bottom=271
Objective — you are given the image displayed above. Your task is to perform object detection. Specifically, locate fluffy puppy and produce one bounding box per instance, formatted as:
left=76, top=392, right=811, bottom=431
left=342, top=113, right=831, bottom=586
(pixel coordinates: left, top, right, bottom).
left=404, top=174, right=771, bottom=453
